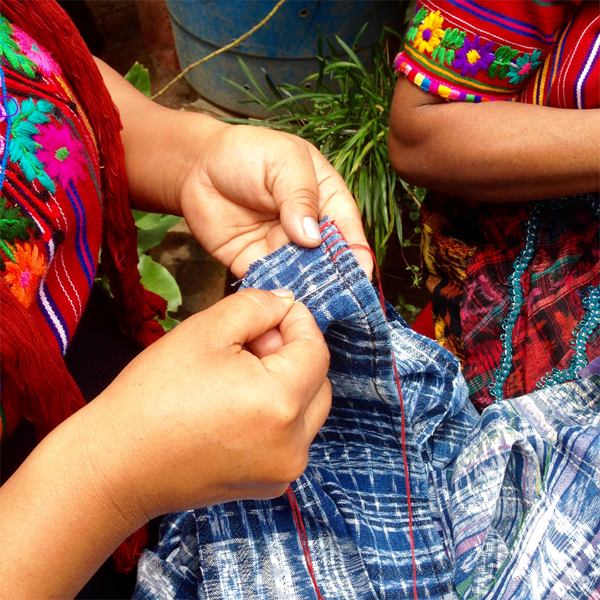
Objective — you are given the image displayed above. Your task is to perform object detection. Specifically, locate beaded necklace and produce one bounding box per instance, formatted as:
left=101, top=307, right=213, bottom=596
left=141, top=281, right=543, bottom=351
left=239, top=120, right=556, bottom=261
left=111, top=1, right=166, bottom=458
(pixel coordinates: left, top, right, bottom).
left=489, top=195, right=600, bottom=402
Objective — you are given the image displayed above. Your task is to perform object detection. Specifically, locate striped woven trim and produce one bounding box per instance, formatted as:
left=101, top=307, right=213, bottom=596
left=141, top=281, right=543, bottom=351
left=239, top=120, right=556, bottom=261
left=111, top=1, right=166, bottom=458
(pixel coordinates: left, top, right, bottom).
left=394, top=52, right=516, bottom=103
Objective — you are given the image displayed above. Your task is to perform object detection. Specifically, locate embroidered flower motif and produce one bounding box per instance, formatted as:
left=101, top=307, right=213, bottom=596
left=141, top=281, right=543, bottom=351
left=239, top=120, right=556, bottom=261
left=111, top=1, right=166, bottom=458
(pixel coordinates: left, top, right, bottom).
left=12, top=27, right=61, bottom=77
left=452, top=35, right=495, bottom=77
left=34, top=124, right=87, bottom=188
left=0, top=101, right=13, bottom=157
left=507, top=49, right=542, bottom=85
left=413, top=11, right=445, bottom=54
left=4, top=242, right=46, bottom=307
left=0, top=106, right=5, bottom=158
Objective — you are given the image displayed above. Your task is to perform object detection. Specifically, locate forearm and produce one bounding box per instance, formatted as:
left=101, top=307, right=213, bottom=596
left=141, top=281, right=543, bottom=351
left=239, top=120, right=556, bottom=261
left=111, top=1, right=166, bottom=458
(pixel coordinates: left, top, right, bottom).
left=94, top=58, right=228, bottom=215
left=389, top=76, right=600, bottom=202
left=0, top=401, right=144, bottom=599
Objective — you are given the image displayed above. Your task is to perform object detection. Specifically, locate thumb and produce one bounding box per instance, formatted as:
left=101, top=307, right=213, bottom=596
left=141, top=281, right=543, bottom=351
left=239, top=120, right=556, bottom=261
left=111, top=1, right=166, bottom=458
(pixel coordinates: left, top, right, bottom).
left=206, top=288, right=295, bottom=347
left=268, top=139, right=322, bottom=248
left=262, top=302, right=330, bottom=408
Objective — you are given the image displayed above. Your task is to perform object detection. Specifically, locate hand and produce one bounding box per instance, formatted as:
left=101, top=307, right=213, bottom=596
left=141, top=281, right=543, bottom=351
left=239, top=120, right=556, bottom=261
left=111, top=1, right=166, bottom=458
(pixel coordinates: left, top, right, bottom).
left=0, top=289, right=330, bottom=599
left=179, top=124, right=374, bottom=279
left=96, top=288, right=331, bottom=518
left=94, top=61, right=372, bottom=277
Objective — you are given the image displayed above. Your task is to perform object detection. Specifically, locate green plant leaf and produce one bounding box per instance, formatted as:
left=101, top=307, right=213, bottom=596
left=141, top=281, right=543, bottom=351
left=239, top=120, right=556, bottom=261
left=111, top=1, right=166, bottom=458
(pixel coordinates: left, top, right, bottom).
left=237, top=57, right=270, bottom=102
left=138, top=253, right=182, bottom=313
left=133, top=210, right=162, bottom=229
left=132, top=210, right=181, bottom=252
left=136, top=215, right=182, bottom=253
left=124, top=62, right=151, bottom=97
left=158, top=313, right=180, bottom=332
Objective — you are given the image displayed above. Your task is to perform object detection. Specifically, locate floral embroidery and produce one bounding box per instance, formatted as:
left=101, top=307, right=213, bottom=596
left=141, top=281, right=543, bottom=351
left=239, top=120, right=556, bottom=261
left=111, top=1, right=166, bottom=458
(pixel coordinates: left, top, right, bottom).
left=488, top=46, right=520, bottom=80
left=406, top=6, right=429, bottom=43
left=13, top=27, right=60, bottom=77
left=35, top=124, right=86, bottom=188
left=413, top=10, right=445, bottom=54
left=0, top=201, right=35, bottom=269
left=432, top=28, right=466, bottom=67
left=452, top=36, right=495, bottom=77
left=8, top=98, right=56, bottom=193
left=508, top=49, right=543, bottom=85
left=406, top=5, right=541, bottom=85
left=4, top=241, right=46, bottom=307
left=0, top=15, right=36, bottom=78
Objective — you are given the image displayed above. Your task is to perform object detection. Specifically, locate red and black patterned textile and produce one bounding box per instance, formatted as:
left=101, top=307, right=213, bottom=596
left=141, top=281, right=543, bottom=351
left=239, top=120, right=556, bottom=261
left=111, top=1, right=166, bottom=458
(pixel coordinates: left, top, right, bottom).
left=397, top=1, right=600, bottom=410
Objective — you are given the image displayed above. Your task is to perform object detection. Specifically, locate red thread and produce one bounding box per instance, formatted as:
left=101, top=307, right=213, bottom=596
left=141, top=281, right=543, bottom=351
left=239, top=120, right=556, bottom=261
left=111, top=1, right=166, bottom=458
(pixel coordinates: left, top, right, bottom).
left=323, top=240, right=339, bottom=254
left=331, top=247, right=350, bottom=261
left=319, top=220, right=335, bottom=233
left=286, top=487, right=326, bottom=600
left=323, top=223, right=349, bottom=259
left=320, top=231, right=339, bottom=245
left=288, top=232, right=418, bottom=600
left=349, top=244, right=418, bottom=600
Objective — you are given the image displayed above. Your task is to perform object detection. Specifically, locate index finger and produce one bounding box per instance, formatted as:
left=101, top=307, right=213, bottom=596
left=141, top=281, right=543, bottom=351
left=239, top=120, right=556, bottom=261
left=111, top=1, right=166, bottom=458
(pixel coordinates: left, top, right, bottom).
left=307, top=144, right=374, bottom=280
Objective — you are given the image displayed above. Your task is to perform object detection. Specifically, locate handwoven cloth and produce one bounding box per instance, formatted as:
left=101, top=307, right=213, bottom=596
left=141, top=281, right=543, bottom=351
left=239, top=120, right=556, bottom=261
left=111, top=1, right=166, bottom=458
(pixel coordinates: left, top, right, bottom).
left=134, top=220, right=600, bottom=599
left=394, top=0, right=600, bottom=409
left=135, top=219, right=475, bottom=599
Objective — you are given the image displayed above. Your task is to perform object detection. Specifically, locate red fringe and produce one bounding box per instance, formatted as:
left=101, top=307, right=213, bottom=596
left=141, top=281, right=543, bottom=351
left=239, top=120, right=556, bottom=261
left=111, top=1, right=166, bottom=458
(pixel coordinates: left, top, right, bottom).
left=111, top=524, right=150, bottom=574
left=3, top=0, right=168, bottom=570
left=0, top=279, right=86, bottom=440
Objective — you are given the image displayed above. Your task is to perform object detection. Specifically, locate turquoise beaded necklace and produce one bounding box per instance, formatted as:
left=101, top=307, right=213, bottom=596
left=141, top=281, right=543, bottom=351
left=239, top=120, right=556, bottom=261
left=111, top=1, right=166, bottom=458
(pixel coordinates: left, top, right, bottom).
left=489, top=195, right=600, bottom=402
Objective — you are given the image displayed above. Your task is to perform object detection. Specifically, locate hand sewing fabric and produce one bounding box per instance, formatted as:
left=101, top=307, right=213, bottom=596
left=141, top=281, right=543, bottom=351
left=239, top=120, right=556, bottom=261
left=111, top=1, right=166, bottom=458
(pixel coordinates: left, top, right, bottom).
left=0, top=6, right=372, bottom=598
left=97, top=60, right=374, bottom=282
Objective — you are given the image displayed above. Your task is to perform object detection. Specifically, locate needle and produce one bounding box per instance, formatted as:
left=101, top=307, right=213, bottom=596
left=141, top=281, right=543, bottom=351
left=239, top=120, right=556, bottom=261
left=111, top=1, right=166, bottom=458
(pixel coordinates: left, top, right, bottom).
left=293, top=279, right=337, bottom=304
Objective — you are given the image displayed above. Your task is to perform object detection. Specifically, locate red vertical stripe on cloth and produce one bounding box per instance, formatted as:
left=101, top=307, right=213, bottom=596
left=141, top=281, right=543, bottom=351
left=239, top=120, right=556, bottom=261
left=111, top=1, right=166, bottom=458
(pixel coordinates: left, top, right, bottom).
left=287, top=225, right=419, bottom=600
left=351, top=244, right=419, bottom=600
left=286, top=487, right=326, bottom=600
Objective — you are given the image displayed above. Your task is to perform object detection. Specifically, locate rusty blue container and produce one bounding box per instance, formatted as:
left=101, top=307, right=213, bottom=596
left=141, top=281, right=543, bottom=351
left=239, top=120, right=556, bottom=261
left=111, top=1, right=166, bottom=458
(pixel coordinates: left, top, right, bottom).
left=166, top=1, right=400, bottom=117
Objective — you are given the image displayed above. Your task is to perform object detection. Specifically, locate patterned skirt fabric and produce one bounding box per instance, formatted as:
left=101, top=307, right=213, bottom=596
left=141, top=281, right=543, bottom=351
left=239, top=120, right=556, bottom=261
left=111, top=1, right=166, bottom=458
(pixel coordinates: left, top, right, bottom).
left=134, top=220, right=600, bottom=600
left=421, top=193, right=600, bottom=411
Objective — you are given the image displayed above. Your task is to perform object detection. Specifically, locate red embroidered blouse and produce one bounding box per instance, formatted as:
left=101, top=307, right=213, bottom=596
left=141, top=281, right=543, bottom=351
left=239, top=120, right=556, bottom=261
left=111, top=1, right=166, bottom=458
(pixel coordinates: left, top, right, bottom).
left=394, top=1, right=600, bottom=409
left=0, top=14, right=104, bottom=438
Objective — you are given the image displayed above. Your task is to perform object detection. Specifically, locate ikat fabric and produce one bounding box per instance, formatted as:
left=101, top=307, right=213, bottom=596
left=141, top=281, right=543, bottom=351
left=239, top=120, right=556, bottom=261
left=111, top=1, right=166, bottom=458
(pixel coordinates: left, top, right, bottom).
left=134, top=220, right=600, bottom=600
left=0, top=15, right=102, bottom=438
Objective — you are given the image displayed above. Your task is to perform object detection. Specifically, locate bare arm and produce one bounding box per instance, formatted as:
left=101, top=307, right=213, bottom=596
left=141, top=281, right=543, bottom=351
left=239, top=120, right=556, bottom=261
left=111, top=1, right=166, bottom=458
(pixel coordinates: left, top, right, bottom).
left=388, top=76, right=600, bottom=202
left=94, top=57, right=224, bottom=216
left=0, top=291, right=331, bottom=599
left=94, top=58, right=373, bottom=278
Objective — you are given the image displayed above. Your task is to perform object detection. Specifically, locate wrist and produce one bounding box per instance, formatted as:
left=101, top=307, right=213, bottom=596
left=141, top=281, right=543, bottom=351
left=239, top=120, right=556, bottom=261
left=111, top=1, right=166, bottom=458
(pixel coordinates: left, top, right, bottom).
left=125, top=105, right=230, bottom=216
left=169, top=111, right=231, bottom=217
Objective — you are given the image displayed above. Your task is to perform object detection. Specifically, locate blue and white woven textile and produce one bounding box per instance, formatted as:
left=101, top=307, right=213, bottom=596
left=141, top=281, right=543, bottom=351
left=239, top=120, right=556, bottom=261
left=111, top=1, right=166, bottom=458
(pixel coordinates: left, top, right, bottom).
left=134, top=219, right=600, bottom=600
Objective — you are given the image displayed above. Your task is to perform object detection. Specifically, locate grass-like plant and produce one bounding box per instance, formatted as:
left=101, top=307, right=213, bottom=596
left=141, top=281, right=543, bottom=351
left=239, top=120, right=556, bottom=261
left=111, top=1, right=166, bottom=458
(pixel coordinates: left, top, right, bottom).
left=223, top=26, right=425, bottom=273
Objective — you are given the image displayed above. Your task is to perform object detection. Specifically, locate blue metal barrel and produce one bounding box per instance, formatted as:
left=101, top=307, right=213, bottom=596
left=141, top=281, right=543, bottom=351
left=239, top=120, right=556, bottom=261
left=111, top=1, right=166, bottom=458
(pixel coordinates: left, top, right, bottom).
left=166, top=1, right=400, bottom=117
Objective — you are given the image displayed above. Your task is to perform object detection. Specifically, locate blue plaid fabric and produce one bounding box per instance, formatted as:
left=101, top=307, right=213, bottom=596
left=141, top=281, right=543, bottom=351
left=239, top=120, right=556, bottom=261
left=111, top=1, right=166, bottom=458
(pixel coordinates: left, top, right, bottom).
left=134, top=219, right=600, bottom=600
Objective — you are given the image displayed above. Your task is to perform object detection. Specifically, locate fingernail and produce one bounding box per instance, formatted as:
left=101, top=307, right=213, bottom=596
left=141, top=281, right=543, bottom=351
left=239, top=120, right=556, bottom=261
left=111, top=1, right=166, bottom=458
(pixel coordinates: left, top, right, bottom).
left=271, top=288, right=295, bottom=299
left=302, top=217, right=321, bottom=242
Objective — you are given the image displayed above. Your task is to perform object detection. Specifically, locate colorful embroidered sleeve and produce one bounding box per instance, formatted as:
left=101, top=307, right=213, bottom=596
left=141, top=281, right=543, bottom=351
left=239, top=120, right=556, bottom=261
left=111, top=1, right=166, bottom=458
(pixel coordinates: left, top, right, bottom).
left=0, top=13, right=102, bottom=439
left=395, top=0, right=576, bottom=103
